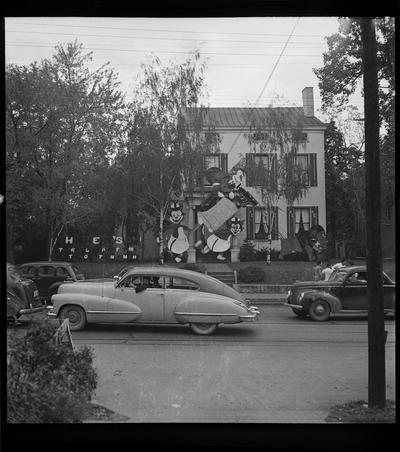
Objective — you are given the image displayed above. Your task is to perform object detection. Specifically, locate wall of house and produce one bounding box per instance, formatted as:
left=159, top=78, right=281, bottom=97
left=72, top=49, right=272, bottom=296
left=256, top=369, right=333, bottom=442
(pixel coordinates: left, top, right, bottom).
left=215, top=126, right=326, bottom=252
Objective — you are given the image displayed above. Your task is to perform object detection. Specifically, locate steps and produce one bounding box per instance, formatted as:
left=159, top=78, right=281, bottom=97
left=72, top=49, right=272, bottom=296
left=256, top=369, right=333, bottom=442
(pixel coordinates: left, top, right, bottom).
left=206, top=271, right=236, bottom=286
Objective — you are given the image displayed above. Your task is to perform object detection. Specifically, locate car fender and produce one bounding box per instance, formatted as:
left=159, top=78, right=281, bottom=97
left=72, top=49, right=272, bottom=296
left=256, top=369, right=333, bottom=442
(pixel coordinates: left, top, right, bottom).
left=174, top=293, right=248, bottom=324
left=301, top=290, right=342, bottom=313
left=51, top=293, right=142, bottom=323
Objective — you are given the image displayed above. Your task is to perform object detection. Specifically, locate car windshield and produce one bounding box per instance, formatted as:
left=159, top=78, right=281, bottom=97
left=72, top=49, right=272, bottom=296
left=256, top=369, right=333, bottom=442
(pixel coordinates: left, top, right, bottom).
left=72, top=265, right=81, bottom=275
left=329, top=270, right=347, bottom=282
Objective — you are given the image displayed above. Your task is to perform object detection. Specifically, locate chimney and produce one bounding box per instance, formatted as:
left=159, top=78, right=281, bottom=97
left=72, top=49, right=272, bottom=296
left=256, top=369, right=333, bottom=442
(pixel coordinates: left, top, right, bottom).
left=302, top=87, right=314, bottom=117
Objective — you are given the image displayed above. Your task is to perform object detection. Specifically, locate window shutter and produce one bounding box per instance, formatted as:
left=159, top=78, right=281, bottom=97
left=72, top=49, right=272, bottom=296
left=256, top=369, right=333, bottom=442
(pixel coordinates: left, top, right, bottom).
left=309, top=154, right=317, bottom=186
left=287, top=207, right=295, bottom=238
left=271, top=154, right=278, bottom=192
left=246, top=154, right=254, bottom=186
left=311, top=206, right=319, bottom=226
left=272, top=206, right=279, bottom=240
left=220, top=153, right=228, bottom=173
left=246, top=207, right=254, bottom=239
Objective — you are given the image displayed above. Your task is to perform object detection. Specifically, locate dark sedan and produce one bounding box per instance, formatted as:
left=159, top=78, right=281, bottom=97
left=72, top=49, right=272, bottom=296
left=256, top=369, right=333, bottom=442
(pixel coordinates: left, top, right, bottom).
left=284, top=266, right=395, bottom=321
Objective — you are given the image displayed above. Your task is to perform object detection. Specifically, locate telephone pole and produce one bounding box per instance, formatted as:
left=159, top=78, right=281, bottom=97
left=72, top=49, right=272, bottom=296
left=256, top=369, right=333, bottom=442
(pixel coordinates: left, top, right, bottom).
left=360, top=17, right=386, bottom=408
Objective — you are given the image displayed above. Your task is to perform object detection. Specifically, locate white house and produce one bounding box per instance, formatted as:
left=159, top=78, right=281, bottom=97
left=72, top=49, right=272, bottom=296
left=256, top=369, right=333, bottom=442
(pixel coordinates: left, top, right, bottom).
left=183, top=87, right=327, bottom=263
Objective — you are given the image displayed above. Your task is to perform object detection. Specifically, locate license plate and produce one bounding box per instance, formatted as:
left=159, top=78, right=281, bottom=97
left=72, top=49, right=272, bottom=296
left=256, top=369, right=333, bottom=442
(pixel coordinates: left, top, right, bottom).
left=34, top=290, right=39, bottom=297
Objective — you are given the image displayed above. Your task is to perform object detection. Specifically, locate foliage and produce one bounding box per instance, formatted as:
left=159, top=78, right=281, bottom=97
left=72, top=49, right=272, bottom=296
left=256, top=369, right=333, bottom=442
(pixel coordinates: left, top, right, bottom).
left=7, top=320, right=97, bottom=423
left=113, top=52, right=220, bottom=263
left=6, top=41, right=126, bottom=260
left=238, top=266, right=265, bottom=283
left=239, top=239, right=257, bottom=261
left=182, top=262, right=206, bottom=273
left=324, top=121, right=366, bottom=254
left=282, top=251, right=309, bottom=262
left=255, top=247, right=280, bottom=261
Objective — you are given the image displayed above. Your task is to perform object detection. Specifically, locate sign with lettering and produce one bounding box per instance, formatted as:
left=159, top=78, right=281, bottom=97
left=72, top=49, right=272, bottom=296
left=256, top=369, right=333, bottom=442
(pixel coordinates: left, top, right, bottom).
left=54, top=235, right=138, bottom=262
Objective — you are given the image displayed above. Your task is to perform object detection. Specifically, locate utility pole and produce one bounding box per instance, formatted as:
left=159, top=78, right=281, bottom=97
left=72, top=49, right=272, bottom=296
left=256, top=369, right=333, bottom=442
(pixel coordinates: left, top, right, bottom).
left=360, top=18, right=386, bottom=408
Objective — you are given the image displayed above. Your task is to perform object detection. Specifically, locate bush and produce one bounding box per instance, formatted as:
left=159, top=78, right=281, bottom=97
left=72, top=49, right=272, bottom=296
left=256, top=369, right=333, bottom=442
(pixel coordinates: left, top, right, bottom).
left=282, top=251, right=309, bottom=261
left=182, top=262, right=206, bottom=273
left=254, top=247, right=280, bottom=261
left=239, top=240, right=257, bottom=261
left=238, top=266, right=265, bottom=283
left=7, top=320, right=97, bottom=423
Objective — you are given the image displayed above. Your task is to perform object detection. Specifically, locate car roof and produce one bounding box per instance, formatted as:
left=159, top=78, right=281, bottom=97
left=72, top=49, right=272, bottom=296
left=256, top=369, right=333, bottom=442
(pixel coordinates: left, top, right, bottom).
left=335, top=265, right=366, bottom=272
left=125, top=266, right=222, bottom=283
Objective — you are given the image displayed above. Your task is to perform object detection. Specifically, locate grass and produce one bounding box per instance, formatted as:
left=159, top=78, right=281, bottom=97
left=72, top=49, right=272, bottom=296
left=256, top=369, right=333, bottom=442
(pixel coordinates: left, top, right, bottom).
left=325, top=399, right=396, bottom=423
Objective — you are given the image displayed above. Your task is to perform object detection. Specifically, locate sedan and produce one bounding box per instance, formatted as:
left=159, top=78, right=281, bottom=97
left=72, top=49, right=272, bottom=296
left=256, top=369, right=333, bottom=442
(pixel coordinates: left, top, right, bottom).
left=47, top=266, right=260, bottom=334
left=284, top=266, right=395, bottom=321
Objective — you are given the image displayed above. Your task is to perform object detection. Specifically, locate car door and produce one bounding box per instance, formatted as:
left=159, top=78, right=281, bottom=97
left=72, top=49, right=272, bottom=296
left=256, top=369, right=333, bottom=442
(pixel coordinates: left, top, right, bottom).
left=340, top=271, right=368, bottom=311
left=163, top=275, right=200, bottom=321
left=383, top=274, right=395, bottom=310
left=111, top=274, right=165, bottom=322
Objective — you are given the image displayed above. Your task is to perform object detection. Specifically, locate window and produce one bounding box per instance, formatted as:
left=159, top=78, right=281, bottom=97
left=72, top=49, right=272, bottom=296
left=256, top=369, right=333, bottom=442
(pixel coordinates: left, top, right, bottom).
left=247, top=206, right=279, bottom=241
left=203, top=154, right=227, bottom=172
left=165, top=277, right=199, bottom=290
left=292, top=154, right=317, bottom=187
left=56, top=267, right=68, bottom=277
left=246, top=153, right=277, bottom=189
left=287, top=206, right=318, bottom=237
left=21, top=266, right=36, bottom=277
left=38, top=266, right=49, bottom=276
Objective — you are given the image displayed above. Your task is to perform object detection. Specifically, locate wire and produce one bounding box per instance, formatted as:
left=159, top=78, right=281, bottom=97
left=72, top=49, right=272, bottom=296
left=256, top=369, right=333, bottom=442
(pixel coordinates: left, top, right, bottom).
left=225, top=17, right=301, bottom=157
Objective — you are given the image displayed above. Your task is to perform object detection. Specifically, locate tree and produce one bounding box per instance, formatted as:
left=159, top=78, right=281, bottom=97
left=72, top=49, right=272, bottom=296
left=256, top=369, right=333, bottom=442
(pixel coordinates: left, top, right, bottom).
left=324, top=121, right=364, bottom=256
left=115, top=52, right=220, bottom=263
left=6, top=41, right=126, bottom=260
left=313, top=17, right=395, bottom=233
left=243, top=107, right=313, bottom=263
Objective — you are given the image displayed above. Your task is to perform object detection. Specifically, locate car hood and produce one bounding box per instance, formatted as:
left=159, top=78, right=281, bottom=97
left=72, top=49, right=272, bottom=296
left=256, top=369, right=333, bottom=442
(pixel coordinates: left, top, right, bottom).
left=291, top=280, right=342, bottom=290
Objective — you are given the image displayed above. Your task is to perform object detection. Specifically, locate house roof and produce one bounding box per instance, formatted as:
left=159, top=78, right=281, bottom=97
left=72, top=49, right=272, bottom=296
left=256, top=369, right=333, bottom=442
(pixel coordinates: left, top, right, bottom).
left=186, top=107, right=326, bottom=129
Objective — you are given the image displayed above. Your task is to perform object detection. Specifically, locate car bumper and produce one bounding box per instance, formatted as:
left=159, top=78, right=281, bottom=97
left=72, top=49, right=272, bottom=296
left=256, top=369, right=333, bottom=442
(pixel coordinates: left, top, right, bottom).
left=46, top=306, right=57, bottom=319
left=240, top=306, right=260, bottom=322
left=19, top=306, right=46, bottom=315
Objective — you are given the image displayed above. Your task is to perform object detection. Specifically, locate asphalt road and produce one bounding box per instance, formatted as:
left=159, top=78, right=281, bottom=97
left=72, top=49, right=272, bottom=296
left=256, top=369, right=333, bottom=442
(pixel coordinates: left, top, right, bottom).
left=60, top=305, right=395, bottom=423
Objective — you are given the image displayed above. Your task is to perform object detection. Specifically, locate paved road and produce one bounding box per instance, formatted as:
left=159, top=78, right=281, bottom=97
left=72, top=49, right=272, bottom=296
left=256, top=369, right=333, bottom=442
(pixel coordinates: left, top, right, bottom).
left=63, top=305, right=395, bottom=423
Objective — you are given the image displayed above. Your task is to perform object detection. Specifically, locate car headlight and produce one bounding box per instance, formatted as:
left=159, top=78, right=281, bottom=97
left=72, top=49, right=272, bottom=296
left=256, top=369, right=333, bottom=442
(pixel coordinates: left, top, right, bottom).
left=287, top=289, right=292, bottom=296
left=298, top=292, right=305, bottom=302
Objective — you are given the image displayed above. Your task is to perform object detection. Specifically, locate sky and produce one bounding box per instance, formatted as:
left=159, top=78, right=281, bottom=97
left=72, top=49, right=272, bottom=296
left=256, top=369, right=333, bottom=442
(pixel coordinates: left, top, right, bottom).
left=4, top=16, right=365, bottom=123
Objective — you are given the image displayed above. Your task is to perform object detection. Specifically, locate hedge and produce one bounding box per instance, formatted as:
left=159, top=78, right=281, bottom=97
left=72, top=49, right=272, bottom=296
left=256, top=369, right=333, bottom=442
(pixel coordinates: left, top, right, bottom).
left=7, top=320, right=98, bottom=423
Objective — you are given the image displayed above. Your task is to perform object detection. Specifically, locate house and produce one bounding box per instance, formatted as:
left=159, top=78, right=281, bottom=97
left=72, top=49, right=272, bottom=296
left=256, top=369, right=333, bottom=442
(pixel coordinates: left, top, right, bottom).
left=183, top=87, right=327, bottom=263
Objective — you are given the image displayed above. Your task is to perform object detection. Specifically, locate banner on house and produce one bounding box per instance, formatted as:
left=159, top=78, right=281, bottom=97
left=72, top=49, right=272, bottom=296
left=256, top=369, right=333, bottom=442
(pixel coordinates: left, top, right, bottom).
left=53, top=235, right=138, bottom=262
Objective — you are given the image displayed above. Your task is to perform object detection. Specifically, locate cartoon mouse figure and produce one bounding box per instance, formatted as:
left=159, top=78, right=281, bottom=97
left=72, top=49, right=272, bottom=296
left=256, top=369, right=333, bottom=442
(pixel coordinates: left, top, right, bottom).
left=165, top=201, right=191, bottom=263
left=197, top=216, right=243, bottom=261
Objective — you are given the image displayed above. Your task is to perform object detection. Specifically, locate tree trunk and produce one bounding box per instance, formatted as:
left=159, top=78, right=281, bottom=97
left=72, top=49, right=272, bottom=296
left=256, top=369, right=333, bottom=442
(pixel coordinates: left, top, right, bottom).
left=159, top=208, right=164, bottom=265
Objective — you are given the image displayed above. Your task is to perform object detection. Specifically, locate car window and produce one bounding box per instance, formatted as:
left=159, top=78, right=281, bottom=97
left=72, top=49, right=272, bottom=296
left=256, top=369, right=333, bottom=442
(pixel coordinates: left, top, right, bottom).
left=119, top=275, right=160, bottom=289
left=165, top=277, right=199, bottom=290
left=38, top=266, right=49, bottom=276
left=56, top=267, right=68, bottom=277
left=347, top=272, right=367, bottom=284
left=71, top=265, right=80, bottom=276
left=21, top=266, right=37, bottom=277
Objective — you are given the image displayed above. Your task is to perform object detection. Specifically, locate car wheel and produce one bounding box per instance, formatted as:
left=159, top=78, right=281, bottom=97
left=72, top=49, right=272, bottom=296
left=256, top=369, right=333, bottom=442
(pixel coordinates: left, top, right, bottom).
left=60, top=305, right=87, bottom=331
left=292, top=308, right=307, bottom=318
left=190, top=323, right=218, bottom=335
left=309, top=300, right=331, bottom=321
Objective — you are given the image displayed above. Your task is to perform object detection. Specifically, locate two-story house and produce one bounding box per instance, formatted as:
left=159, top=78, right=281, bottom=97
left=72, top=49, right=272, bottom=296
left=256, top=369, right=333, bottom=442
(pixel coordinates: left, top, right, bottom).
left=183, top=87, right=327, bottom=263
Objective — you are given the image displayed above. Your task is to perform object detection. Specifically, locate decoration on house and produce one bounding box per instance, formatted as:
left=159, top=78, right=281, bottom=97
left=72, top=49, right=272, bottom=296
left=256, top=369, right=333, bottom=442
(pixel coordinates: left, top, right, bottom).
left=294, top=215, right=328, bottom=262
left=164, top=201, right=191, bottom=263
left=196, top=216, right=244, bottom=261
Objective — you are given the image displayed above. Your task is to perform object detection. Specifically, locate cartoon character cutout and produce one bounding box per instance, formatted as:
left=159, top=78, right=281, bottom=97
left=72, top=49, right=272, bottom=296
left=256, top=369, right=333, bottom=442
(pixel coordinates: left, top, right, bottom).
left=165, top=201, right=191, bottom=263
left=196, top=216, right=243, bottom=261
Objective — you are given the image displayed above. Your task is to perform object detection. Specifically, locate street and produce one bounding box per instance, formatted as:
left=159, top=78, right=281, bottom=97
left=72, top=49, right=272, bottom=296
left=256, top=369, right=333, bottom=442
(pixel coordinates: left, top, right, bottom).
left=66, top=305, right=395, bottom=423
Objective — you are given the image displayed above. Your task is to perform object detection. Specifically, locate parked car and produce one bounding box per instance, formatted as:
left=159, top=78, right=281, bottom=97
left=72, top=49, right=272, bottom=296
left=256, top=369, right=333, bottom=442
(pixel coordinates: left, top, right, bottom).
left=6, top=262, right=44, bottom=324
left=284, top=265, right=395, bottom=321
left=19, top=261, right=85, bottom=303
left=47, top=266, right=260, bottom=334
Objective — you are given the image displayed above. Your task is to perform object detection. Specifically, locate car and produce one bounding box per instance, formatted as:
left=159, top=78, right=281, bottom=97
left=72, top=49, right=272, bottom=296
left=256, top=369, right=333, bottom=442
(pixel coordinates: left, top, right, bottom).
left=47, top=266, right=260, bottom=334
left=6, top=262, right=45, bottom=324
left=19, top=261, right=85, bottom=303
left=284, top=265, right=395, bottom=321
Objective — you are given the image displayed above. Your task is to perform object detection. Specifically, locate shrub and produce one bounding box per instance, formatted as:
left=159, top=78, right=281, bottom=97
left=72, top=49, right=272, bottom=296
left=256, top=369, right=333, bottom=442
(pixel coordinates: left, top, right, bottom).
left=283, top=251, right=309, bottom=261
left=254, top=247, right=280, bottom=261
left=7, top=320, right=97, bottom=423
left=182, top=262, right=206, bottom=273
left=238, top=266, right=265, bottom=283
left=239, top=240, right=257, bottom=261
